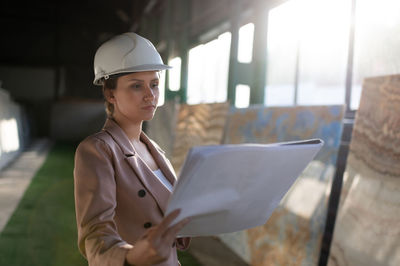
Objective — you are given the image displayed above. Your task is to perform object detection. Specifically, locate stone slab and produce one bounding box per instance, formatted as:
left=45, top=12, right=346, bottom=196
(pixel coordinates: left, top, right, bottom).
left=171, top=102, right=230, bottom=174
left=221, top=105, right=345, bottom=265
left=328, top=75, right=400, bottom=266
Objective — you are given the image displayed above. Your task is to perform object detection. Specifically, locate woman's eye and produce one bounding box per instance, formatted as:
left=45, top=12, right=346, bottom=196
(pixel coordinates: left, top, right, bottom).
left=151, top=83, right=159, bottom=89
left=131, top=84, right=143, bottom=89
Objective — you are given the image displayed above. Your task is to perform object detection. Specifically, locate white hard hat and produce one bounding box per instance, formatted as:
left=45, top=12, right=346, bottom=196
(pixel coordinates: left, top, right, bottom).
left=93, top=32, right=171, bottom=85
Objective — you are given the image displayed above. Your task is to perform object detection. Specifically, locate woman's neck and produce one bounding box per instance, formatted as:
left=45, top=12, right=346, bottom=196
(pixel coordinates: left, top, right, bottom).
left=111, top=113, right=142, bottom=142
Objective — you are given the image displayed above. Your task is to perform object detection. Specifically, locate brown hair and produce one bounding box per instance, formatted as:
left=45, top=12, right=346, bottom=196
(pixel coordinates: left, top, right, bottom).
left=102, top=77, right=118, bottom=118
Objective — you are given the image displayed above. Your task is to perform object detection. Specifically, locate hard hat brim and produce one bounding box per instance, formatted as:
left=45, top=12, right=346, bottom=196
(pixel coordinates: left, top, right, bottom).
left=93, top=64, right=172, bottom=86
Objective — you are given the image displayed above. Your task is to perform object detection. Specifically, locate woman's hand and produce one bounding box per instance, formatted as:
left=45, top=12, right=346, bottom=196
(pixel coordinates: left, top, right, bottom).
left=125, top=209, right=190, bottom=266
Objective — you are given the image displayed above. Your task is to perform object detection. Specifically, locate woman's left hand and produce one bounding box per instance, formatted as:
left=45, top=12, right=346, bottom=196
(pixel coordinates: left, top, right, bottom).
left=125, top=209, right=190, bottom=266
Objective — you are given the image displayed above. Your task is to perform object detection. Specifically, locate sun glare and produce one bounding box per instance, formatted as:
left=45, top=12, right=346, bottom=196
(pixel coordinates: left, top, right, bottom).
left=187, top=32, right=231, bottom=104
left=0, top=118, right=20, bottom=153
left=266, top=0, right=351, bottom=106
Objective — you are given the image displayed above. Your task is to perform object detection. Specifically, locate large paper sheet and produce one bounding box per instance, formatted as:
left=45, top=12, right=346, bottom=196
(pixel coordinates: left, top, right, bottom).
left=165, top=139, right=324, bottom=237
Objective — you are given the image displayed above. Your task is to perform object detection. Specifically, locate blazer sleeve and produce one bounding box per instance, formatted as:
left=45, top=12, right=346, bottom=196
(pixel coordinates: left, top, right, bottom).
left=74, top=136, right=132, bottom=266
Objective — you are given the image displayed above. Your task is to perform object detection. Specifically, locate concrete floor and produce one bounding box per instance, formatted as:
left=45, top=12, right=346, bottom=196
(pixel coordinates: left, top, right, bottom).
left=188, top=236, right=248, bottom=266
left=0, top=139, right=52, bottom=232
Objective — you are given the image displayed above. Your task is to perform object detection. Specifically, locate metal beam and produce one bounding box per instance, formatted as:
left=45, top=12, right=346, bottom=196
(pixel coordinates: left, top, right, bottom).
left=250, top=2, right=268, bottom=105
left=344, top=0, right=357, bottom=118
left=177, top=0, right=191, bottom=103
left=227, top=0, right=241, bottom=106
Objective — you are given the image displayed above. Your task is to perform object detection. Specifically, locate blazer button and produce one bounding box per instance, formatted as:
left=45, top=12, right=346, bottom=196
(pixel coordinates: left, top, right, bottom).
left=144, top=222, right=152, bottom=229
left=138, top=189, right=146, bottom=197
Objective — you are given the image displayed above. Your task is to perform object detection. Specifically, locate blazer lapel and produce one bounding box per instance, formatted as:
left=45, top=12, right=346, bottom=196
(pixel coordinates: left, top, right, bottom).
left=102, top=118, right=174, bottom=215
left=124, top=156, right=171, bottom=214
left=140, top=132, right=177, bottom=186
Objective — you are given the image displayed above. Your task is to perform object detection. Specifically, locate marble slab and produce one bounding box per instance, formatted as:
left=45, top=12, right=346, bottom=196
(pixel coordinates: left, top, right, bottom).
left=328, top=75, right=400, bottom=266
left=145, top=100, right=180, bottom=158
left=220, top=105, right=345, bottom=265
left=171, top=102, right=230, bottom=174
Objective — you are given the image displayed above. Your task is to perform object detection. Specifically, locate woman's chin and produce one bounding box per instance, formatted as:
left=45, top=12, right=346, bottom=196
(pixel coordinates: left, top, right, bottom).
left=143, top=113, right=155, bottom=121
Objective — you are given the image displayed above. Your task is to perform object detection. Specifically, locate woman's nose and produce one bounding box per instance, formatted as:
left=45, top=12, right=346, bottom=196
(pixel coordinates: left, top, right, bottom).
left=144, top=85, right=155, bottom=100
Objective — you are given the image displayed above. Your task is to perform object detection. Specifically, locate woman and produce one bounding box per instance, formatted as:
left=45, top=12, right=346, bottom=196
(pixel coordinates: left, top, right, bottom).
left=74, top=33, right=191, bottom=266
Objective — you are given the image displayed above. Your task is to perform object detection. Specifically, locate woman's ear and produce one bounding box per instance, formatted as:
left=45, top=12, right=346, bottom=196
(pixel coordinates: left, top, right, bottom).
left=104, top=88, right=116, bottom=104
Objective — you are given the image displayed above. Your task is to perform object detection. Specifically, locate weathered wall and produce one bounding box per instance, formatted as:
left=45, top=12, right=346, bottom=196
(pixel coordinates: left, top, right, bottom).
left=0, top=66, right=55, bottom=101
left=50, top=100, right=106, bottom=142
left=0, top=66, right=56, bottom=138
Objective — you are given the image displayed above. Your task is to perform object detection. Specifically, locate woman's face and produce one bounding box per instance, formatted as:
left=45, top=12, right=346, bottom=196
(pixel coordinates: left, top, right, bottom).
left=107, top=71, right=160, bottom=123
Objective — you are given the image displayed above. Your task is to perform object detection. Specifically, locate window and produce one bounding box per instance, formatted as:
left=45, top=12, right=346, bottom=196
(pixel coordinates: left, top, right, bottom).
left=157, top=70, right=166, bottom=106
left=351, top=0, right=400, bottom=109
left=265, top=0, right=351, bottom=106
left=187, top=32, right=231, bottom=104
left=235, top=84, right=250, bottom=108
left=238, top=23, right=255, bottom=63
left=168, top=57, right=181, bottom=91
left=265, top=1, right=298, bottom=106
left=297, top=0, right=350, bottom=105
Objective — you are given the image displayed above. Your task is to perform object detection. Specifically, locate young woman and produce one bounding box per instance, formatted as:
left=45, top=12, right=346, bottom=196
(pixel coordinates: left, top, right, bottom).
left=74, top=33, right=191, bottom=266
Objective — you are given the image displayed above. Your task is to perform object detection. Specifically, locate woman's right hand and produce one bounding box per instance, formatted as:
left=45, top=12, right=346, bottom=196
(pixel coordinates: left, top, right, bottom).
left=125, top=209, right=190, bottom=266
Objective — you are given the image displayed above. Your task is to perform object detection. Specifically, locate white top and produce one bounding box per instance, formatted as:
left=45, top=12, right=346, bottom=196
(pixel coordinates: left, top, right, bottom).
left=153, top=169, right=173, bottom=192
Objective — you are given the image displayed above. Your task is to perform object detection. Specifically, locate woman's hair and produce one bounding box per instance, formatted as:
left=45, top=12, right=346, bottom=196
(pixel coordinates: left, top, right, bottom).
left=102, top=77, right=118, bottom=118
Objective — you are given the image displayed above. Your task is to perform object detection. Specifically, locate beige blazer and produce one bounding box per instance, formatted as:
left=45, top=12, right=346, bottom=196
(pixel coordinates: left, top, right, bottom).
left=74, top=118, right=190, bottom=266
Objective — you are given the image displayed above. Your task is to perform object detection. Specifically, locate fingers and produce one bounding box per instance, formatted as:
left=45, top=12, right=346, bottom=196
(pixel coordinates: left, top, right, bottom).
left=152, top=209, right=181, bottom=238
left=162, top=217, right=190, bottom=243
left=135, top=212, right=190, bottom=264
left=145, top=209, right=190, bottom=249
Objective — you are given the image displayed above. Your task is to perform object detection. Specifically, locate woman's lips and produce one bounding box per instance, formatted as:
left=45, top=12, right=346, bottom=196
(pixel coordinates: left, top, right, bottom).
left=142, top=105, right=156, bottom=111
